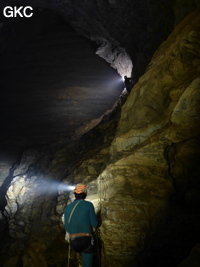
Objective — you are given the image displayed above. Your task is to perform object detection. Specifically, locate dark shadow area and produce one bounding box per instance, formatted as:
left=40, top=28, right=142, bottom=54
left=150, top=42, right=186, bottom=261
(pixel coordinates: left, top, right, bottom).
left=136, top=196, right=200, bottom=267
left=0, top=9, right=124, bottom=150
left=0, top=162, right=18, bottom=211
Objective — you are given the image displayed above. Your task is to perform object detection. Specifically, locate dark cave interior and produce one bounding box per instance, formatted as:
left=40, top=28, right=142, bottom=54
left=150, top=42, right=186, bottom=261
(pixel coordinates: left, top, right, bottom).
left=0, top=8, right=124, bottom=150
left=0, top=2, right=200, bottom=267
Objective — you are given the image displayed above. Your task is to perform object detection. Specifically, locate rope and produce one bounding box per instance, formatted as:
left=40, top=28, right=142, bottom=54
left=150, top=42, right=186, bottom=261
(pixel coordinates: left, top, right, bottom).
left=97, top=178, right=108, bottom=267
left=95, top=229, right=101, bottom=267
left=95, top=177, right=104, bottom=267
left=68, top=200, right=82, bottom=224
left=68, top=242, right=70, bottom=267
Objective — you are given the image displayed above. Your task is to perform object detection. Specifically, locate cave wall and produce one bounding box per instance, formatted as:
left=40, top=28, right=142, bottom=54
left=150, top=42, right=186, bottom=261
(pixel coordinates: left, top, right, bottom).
left=1, top=6, right=200, bottom=267
left=101, top=8, right=200, bottom=266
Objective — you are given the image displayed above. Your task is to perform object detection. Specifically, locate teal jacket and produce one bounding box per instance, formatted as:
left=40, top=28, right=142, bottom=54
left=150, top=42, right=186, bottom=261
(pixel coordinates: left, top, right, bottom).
left=64, top=199, right=98, bottom=234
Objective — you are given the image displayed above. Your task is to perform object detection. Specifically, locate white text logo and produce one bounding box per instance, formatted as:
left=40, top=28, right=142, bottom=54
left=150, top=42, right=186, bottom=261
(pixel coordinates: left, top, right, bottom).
left=3, top=6, right=33, bottom=18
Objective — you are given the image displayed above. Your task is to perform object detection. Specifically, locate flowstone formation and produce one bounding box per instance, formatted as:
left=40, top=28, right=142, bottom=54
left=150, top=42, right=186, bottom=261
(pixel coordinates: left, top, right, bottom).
left=1, top=7, right=200, bottom=267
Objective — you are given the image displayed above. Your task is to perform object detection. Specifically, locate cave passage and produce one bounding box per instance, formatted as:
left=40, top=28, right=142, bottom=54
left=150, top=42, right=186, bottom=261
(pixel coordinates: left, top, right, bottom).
left=0, top=9, right=124, bottom=149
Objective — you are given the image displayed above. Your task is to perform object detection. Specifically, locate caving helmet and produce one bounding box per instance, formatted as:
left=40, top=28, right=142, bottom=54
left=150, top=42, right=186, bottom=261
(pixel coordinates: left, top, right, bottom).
left=74, top=183, right=87, bottom=194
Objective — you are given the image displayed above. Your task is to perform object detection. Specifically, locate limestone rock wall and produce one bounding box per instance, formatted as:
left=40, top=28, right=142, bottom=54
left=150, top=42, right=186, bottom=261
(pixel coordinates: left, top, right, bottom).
left=97, top=8, right=200, bottom=266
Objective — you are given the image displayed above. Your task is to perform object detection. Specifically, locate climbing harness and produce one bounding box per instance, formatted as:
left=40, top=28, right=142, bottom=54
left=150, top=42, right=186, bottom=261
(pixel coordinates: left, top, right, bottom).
left=69, top=233, right=92, bottom=238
